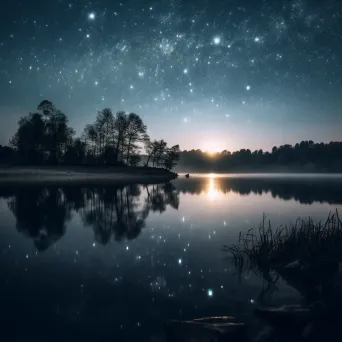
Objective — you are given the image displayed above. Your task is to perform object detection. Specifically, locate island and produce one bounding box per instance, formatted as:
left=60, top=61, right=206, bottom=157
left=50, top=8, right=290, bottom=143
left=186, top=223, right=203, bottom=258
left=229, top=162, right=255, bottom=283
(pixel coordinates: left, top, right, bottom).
left=0, top=100, right=180, bottom=184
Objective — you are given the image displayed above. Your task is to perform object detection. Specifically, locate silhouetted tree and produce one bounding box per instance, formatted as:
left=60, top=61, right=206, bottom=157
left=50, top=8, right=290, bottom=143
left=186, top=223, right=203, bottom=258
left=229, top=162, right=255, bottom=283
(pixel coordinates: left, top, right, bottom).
left=0, top=145, right=15, bottom=164
left=10, top=113, right=46, bottom=164
left=144, top=138, right=179, bottom=169
left=124, top=113, right=147, bottom=165
left=164, top=144, right=180, bottom=170
left=37, top=100, right=75, bottom=164
left=64, top=138, right=86, bottom=165
left=7, top=100, right=180, bottom=169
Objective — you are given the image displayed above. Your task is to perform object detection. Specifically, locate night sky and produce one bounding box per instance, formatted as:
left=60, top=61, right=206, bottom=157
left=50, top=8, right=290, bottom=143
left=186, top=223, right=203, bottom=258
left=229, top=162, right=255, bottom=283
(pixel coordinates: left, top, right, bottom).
left=1, top=0, right=342, bottom=152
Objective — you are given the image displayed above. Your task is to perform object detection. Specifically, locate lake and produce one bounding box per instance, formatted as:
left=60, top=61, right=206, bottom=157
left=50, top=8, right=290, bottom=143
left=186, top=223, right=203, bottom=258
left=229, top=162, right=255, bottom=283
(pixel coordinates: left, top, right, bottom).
left=1, top=174, right=342, bottom=341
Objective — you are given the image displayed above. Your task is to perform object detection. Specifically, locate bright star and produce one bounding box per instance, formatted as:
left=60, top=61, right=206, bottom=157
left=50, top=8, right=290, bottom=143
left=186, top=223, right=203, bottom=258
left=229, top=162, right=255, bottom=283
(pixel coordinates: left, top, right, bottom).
left=207, top=289, right=213, bottom=297
left=246, top=85, right=251, bottom=91
left=213, top=36, right=221, bottom=45
left=178, top=258, right=182, bottom=265
left=88, top=12, right=96, bottom=20
left=183, top=68, right=188, bottom=74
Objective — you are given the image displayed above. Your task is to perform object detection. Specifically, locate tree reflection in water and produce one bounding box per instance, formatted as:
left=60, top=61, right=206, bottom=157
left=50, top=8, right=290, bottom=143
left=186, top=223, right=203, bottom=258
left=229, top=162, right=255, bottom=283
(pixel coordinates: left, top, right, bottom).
left=176, top=176, right=342, bottom=205
left=3, top=183, right=179, bottom=250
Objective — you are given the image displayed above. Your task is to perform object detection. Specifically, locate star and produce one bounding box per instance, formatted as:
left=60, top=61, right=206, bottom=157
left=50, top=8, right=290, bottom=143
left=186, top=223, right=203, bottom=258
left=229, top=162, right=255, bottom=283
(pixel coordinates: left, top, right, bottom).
left=88, top=12, right=96, bottom=20
left=213, top=36, right=221, bottom=45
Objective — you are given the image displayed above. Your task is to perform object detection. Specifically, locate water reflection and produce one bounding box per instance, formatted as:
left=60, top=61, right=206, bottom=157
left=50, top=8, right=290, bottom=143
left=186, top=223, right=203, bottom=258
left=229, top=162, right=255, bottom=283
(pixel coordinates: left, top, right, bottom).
left=175, top=176, right=342, bottom=204
left=0, top=176, right=342, bottom=341
left=2, top=183, right=179, bottom=251
left=1, top=177, right=342, bottom=252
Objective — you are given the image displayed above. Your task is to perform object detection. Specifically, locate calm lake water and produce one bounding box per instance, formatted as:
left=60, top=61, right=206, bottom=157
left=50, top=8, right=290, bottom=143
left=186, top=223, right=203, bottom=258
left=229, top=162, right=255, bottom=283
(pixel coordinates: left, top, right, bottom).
left=1, top=174, right=342, bottom=341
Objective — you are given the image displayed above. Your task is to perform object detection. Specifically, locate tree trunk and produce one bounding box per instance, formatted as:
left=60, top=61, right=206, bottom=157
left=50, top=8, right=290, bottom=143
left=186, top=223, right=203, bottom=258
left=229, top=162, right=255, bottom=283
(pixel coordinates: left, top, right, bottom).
left=126, top=137, right=132, bottom=164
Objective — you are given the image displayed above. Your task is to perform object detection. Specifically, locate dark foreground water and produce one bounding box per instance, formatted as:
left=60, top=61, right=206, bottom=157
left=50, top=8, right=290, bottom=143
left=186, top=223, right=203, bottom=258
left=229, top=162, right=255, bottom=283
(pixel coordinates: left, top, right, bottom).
left=1, top=174, right=342, bottom=341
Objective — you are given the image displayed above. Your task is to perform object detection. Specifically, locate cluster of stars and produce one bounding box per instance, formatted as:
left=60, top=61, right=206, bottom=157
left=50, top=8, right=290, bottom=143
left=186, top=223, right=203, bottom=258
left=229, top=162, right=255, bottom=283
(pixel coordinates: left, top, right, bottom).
left=0, top=0, right=341, bottom=145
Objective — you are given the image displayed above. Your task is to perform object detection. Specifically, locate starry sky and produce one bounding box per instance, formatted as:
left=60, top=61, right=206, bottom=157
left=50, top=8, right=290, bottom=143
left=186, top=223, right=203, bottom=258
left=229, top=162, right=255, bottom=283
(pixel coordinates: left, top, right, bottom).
left=1, top=0, right=342, bottom=152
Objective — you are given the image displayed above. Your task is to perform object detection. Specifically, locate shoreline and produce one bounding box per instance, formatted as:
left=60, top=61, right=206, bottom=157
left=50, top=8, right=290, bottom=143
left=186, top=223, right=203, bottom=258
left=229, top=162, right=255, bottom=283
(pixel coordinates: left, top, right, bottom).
left=0, top=166, right=178, bottom=185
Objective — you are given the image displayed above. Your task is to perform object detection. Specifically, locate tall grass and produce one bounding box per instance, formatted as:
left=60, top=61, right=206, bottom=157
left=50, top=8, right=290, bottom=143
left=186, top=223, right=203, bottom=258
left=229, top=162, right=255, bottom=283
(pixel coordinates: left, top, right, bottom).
left=225, top=211, right=342, bottom=273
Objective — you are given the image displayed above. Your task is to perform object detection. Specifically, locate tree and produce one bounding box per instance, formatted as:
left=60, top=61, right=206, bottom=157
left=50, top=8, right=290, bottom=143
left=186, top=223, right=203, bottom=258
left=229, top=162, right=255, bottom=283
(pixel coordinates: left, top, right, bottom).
left=64, top=138, right=86, bottom=165
left=114, top=111, right=128, bottom=163
left=124, top=113, right=147, bottom=164
left=0, top=145, right=15, bottom=164
left=8, top=101, right=181, bottom=169
left=94, top=108, right=114, bottom=157
left=164, top=145, right=180, bottom=170
left=37, top=100, right=75, bottom=164
left=10, top=113, right=46, bottom=164
left=153, top=140, right=168, bottom=167
left=144, top=138, right=167, bottom=167
left=83, top=124, right=98, bottom=162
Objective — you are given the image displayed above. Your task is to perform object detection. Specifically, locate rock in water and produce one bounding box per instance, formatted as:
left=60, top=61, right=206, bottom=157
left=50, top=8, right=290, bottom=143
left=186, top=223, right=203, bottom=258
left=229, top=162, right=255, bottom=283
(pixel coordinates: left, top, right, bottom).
left=165, top=316, right=245, bottom=342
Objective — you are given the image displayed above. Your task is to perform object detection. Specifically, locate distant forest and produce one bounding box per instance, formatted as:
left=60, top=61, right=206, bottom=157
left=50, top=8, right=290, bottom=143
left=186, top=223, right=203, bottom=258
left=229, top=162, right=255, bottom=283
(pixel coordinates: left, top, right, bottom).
left=0, top=100, right=180, bottom=170
left=172, top=141, right=342, bottom=173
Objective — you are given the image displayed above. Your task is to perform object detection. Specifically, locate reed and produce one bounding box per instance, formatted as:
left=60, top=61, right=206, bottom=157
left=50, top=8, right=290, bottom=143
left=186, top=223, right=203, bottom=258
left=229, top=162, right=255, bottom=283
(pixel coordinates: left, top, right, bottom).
left=225, top=211, right=342, bottom=273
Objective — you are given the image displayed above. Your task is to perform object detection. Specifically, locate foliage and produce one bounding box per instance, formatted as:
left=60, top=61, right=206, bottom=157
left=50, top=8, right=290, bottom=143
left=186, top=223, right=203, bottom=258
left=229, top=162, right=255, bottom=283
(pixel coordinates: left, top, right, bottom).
left=144, top=139, right=180, bottom=170
left=4, top=100, right=179, bottom=169
left=0, top=145, right=15, bottom=164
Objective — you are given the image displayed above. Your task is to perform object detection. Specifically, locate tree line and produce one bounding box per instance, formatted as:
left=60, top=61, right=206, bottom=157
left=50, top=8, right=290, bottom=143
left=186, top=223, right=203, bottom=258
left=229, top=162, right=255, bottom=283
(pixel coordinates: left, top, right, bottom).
left=175, top=177, right=342, bottom=204
left=176, top=140, right=342, bottom=172
left=0, top=100, right=180, bottom=170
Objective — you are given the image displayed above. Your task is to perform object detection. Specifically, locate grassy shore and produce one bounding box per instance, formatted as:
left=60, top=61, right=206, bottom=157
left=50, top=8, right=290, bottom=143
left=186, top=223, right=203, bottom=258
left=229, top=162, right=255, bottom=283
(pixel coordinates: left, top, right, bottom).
left=225, top=213, right=342, bottom=341
left=225, top=212, right=342, bottom=272
left=0, top=165, right=178, bottom=185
